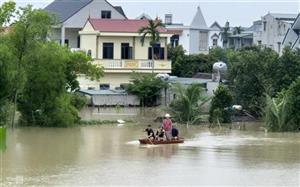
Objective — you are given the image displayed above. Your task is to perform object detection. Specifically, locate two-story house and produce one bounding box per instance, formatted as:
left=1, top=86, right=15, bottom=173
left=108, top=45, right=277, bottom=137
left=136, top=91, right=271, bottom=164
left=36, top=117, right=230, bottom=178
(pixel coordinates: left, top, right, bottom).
left=78, top=18, right=173, bottom=89
left=253, top=13, right=297, bottom=54
left=44, top=0, right=126, bottom=49
left=282, top=14, right=300, bottom=50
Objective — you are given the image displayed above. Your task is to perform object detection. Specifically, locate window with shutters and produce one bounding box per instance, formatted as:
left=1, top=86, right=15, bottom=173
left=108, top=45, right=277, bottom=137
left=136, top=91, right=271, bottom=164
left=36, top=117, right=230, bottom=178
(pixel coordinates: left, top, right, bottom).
left=199, top=31, right=208, bottom=51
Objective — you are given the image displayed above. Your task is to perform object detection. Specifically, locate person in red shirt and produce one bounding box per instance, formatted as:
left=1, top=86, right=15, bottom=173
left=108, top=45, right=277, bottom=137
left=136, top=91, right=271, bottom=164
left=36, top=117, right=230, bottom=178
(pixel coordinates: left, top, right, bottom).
left=162, top=113, right=173, bottom=140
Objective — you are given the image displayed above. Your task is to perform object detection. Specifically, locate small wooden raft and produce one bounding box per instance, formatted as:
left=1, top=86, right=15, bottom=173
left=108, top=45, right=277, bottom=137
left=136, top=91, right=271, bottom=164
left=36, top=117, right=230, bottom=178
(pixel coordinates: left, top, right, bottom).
left=139, top=138, right=184, bottom=145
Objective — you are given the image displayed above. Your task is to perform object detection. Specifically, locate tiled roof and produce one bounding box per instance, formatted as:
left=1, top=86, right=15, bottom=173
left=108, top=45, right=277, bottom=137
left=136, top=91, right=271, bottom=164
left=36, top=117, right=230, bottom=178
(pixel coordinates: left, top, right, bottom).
left=89, top=19, right=169, bottom=33
left=44, top=0, right=93, bottom=23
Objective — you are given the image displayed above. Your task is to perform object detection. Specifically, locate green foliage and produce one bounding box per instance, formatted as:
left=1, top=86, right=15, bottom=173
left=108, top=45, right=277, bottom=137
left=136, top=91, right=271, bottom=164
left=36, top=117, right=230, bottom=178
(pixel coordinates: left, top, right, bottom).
left=17, top=42, right=73, bottom=126
left=268, top=47, right=300, bottom=95
left=170, top=48, right=215, bottom=77
left=65, top=50, right=103, bottom=91
left=265, top=77, right=300, bottom=132
left=227, top=46, right=279, bottom=117
left=209, top=47, right=228, bottom=63
left=71, top=93, right=87, bottom=110
left=126, top=73, right=167, bottom=107
left=209, top=84, right=233, bottom=123
left=0, top=7, right=103, bottom=127
left=0, top=1, right=16, bottom=28
left=138, top=18, right=164, bottom=46
left=169, top=84, right=210, bottom=124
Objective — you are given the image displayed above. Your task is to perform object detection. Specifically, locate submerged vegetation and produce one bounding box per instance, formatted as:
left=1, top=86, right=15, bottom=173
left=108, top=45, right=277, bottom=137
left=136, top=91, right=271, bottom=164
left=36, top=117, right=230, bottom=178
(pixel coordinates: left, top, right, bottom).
left=209, top=84, right=233, bottom=124
left=169, top=84, right=210, bottom=125
left=127, top=73, right=167, bottom=107
left=0, top=2, right=103, bottom=127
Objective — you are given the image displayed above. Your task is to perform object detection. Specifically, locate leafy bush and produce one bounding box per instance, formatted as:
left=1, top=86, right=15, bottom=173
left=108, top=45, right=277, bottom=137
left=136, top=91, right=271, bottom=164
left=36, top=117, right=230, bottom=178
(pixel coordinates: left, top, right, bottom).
left=169, top=84, right=210, bottom=124
left=126, top=73, right=167, bottom=107
left=209, top=84, right=233, bottom=123
left=265, top=77, right=300, bottom=132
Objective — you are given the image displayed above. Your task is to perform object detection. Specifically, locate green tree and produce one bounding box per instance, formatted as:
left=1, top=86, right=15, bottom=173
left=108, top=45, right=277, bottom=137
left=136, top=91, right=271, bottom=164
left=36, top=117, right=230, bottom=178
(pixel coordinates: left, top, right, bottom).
left=265, top=77, right=300, bottom=132
left=233, top=26, right=243, bottom=35
left=209, top=47, right=228, bottom=62
left=4, top=7, right=103, bottom=127
left=227, top=46, right=279, bottom=117
left=0, top=1, right=16, bottom=29
left=221, top=21, right=230, bottom=48
left=169, top=84, right=210, bottom=125
left=269, top=47, right=300, bottom=95
left=0, top=42, right=15, bottom=125
left=64, top=50, right=103, bottom=92
left=209, top=84, right=233, bottom=124
left=138, top=18, right=165, bottom=73
left=126, top=73, right=167, bottom=107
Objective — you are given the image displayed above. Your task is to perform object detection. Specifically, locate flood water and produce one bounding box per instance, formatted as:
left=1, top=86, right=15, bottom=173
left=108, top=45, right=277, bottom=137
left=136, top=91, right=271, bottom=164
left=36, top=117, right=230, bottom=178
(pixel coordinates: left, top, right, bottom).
left=1, top=123, right=300, bottom=186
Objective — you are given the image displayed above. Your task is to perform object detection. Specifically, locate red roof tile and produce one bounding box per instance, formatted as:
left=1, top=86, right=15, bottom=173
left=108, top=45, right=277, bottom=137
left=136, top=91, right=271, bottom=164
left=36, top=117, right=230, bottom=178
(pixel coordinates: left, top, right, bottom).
left=88, top=18, right=169, bottom=33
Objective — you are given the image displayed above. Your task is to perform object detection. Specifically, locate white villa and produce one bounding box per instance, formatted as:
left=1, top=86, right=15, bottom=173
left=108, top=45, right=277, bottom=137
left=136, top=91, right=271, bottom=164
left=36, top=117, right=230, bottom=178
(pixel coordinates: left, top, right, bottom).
left=165, top=7, right=210, bottom=54
left=44, top=0, right=126, bottom=49
left=282, top=14, right=300, bottom=50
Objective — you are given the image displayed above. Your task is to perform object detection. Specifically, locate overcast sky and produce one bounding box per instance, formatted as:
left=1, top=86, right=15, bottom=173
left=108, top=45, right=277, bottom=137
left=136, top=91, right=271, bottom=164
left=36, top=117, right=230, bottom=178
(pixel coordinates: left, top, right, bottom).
left=5, top=0, right=300, bottom=27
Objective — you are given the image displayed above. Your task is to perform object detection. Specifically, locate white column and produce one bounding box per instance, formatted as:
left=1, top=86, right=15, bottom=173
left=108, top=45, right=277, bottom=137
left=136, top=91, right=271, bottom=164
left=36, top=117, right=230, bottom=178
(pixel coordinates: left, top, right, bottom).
left=61, top=25, right=65, bottom=46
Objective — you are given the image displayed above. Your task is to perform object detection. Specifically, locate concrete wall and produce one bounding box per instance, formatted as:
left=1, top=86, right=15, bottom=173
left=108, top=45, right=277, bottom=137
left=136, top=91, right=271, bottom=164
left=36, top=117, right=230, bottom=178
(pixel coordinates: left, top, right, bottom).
left=78, top=73, right=133, bottom=90
left=208, top=30, right=222, bottom=48
left=254, top=14, right=292, bottom=54
left=179, top=29, right=190, bottom=54
left=64, top=0, right=125, bottom=28
left=92, top=95, right=140, bottom=106
left=80, top=34, right=97, bottom=58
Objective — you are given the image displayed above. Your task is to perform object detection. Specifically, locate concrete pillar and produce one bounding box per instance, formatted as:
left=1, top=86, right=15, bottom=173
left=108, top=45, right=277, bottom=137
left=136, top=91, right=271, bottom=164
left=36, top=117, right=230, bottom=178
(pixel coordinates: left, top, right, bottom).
left=61, top=25, right=65, bottom=46
left=164, top=38, right=168, bottom=60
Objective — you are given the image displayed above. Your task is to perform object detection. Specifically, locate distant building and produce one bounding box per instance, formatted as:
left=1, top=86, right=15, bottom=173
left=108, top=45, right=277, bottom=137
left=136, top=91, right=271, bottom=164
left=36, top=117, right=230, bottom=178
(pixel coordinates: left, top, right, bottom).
left=226, top=21, right=262, bottom=50
left=253, top=13, right=297, bottom=54
left=44, top=0, right=126, bottom=49
left=282, top=14, right=300, bottom=50
left=78, top=18, right=173, bottom=89
left=165, top=6, right=210, bottom=54
left=209, top=21, right=223, bottom=48
left=136, top=13, right=152, bottom=20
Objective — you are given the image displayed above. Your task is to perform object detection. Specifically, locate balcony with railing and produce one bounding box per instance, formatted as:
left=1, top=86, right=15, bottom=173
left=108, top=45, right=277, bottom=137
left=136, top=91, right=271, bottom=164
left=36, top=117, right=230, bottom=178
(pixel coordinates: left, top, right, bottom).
left=93, top=59, right=172, bottom=73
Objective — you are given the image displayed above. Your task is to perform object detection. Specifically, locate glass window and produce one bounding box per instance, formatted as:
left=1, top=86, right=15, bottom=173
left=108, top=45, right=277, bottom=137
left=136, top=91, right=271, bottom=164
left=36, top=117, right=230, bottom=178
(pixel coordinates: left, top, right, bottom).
left=121, top=43, right=132, bottom=59
left=199, top=31, right=208, bottom=51
left=148, top=44, right=165, bottom=60
left=101, top=11, right=111, bottom=19
left=100, top=84, right=110, bottom=90
left=103, top=43, right=114, bottom=59
left=263, top=21, right=267, bottom=31
left=170, top=35, right=179, bottom=47
left=213, top=39, right=218, bottom=46
left=77, top=36, right=80, bottom=48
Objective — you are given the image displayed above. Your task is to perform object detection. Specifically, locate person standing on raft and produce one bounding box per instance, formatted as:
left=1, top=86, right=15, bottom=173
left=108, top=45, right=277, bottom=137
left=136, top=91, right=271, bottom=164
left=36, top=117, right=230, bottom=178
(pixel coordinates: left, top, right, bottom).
left=162, top=114, right=173, bottom=140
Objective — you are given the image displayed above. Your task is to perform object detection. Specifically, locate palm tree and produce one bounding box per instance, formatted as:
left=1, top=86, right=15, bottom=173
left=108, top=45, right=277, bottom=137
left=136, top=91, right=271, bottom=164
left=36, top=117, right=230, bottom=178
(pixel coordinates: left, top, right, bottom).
left=221, top=21, right=230, bottom=48
left=138, top=18, right=165, bottom=73
left=233, top=26, right=244, bottom=35
left=169, top=84, right=210, bottom=125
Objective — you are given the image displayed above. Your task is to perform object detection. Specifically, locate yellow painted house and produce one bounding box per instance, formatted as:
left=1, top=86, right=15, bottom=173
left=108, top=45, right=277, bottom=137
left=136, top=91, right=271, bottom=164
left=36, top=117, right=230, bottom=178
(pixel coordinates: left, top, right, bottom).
left=78, top=18, right=173, bottom=90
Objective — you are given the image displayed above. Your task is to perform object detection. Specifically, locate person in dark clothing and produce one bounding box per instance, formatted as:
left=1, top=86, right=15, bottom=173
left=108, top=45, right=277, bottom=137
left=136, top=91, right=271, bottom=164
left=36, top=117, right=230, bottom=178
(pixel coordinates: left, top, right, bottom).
left=171, top=128, right=179, bottom=140
left=144, top=125, right=155, bottom=140
left=156, top=127, right=165, bottom=140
